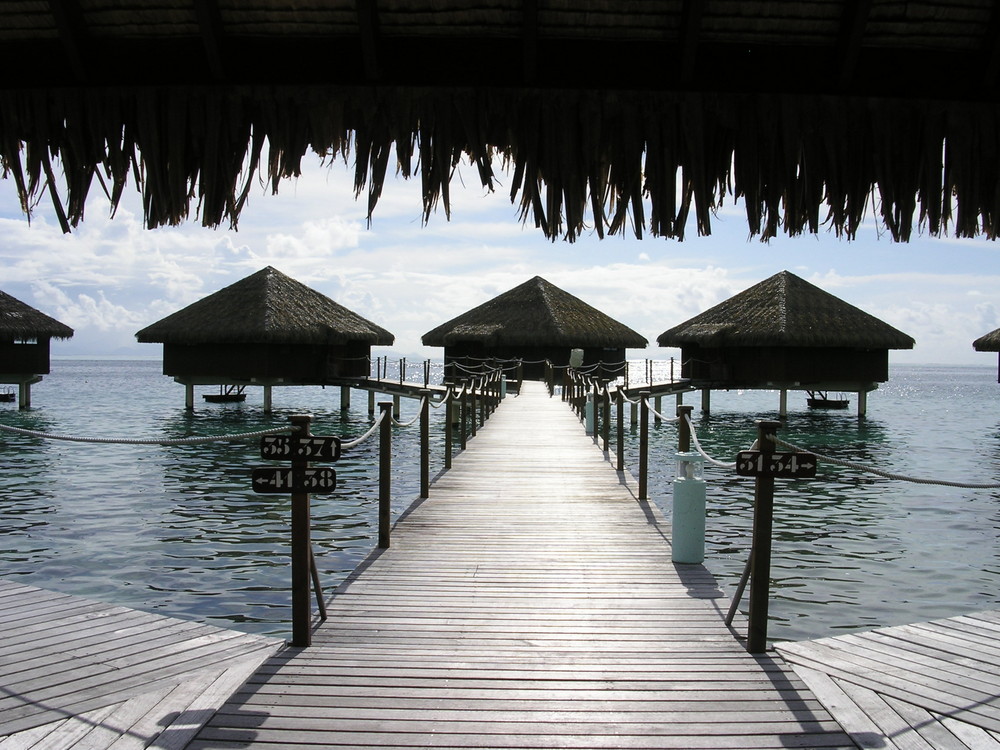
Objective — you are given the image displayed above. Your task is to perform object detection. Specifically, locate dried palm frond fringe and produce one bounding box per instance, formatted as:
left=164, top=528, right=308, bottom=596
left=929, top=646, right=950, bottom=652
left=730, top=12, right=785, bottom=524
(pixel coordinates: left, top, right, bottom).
left=1, top=86, right=997, bottom=242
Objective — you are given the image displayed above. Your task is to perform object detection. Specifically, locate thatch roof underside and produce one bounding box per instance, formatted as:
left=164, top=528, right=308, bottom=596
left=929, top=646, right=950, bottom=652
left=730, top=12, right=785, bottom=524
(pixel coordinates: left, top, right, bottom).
left=3, top=2, right=1000, bottom=243
left=657, top=271, right=915, bottom=349
left=422, top=276, right=647, bottom=349
left=135, top=266, right=394, bottom=346
left=0, top=290, right=73, bottom=340
left=974, top=328, right=1000, bottom=352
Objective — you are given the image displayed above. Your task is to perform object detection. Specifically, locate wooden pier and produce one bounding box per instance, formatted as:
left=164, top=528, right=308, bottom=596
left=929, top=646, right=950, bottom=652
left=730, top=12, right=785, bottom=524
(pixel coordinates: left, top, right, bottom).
left=190, top=381, right=852, bottom=749
left=8, top=381, right=1000, bottom=748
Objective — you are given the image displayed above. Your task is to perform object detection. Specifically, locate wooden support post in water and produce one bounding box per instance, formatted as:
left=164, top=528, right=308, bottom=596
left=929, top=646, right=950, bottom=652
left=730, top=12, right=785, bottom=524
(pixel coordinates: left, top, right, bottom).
left=639, top=391, right=650, bottom=500
left=701, top=388, right=710, bottom=414
left=616, top=387, right=625, bottom=471
left=264, top=385, right=273, bottom=413
left=419, top=389, right=430, bottom=499
left=393, top=394, right=401, bottom=419
left=378, top=402, right=393, bottom=549
left=747, top=419, right=780, bottom=654
left=185, top=383, right=194, bottom=411
left=340, top=385, right=351, bottom=410
left=858, top=390, right=868, bottom=419
left=368, top=391, right=375, bottom=416
left=778, top=389, right=787, bottom=418
left=655, top=395, right=662, bottom=426
left=289, top=413, right=313, bottom=647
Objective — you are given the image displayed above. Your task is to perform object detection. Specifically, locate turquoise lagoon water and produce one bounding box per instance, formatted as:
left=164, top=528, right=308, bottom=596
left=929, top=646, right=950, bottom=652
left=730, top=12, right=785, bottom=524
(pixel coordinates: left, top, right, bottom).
left=2, top=359, right=1000, bottom=643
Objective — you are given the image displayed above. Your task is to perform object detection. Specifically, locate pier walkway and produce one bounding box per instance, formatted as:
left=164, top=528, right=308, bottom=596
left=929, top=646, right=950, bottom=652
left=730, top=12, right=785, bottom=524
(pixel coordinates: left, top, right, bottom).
left=191, top=381, right=852, bottom=749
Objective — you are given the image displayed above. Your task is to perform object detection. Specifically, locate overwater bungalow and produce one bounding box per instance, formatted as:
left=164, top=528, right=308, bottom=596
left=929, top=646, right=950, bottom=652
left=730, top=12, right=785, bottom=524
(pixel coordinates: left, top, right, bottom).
left=973, top=328, right=1000, bottom=380
left=657, top=271, right=914, bottom=416
left=422, top=276, right=647, bottom=381
left=136, top=267, right=394, bottom=410
left=0, top=290, right=73, bottom=409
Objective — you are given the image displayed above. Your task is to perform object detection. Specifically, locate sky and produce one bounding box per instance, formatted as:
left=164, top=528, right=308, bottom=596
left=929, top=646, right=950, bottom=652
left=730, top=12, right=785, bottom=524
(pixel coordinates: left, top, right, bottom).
left=1, top=152, right=998, bottom=366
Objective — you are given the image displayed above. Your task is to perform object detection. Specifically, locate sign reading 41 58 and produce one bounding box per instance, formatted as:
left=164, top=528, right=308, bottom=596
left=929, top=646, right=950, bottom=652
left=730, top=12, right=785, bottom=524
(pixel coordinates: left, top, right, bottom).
left=252, top=467, right=338, bottom=494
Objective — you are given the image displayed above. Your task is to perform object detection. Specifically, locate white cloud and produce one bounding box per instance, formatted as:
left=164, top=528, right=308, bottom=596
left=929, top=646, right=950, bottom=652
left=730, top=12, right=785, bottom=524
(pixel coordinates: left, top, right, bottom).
left=0, top=153, right=997, bottom=365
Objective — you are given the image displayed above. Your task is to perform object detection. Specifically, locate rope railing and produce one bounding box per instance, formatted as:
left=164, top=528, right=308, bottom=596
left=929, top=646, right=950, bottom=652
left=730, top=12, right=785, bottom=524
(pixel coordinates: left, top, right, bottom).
left=340, top=411, right=387, bottom=451
left=772, top=435, right=1000, bottom=489
left=391, top=397, right=426, bottom=427
left=0, top=422, right=296, bottom=445
left=683, top=414, right=737, bottom=470
left=642, top=396, right=681, bottom=425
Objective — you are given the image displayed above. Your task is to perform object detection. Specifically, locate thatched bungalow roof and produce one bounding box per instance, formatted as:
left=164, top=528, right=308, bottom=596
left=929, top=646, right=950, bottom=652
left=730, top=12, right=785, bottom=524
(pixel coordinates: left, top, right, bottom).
left=657, top=271, right=914, bottom=350
left=974, top=328, right=1000, bottom=352
left=423, top=276, right=646, bottom=349
left=3, top=2, right=1000, bottom=243
left=135, top=266, right=393, bottom=346
left=0, top=291, right=73, bottom=340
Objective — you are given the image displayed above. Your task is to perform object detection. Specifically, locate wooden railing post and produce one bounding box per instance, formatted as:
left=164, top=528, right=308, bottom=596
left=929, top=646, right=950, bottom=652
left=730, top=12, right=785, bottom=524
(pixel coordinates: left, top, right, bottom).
left=470, top=381, right=478, bottom=436
left=289, top=413, right=313, bottom=647
left=444, top=391, right=454, bottom=469
left=460, top=383, right=469, bottom=450
left=602, top=385, right=611, bottom=453
left=639, top=391, right=650, bottom=500
left=616, top=386, right=625, bottom=471
left=378, top=402, right=393, bottom=549
left=747, top=419, right=780, bottom=654
left=419, top=389, right=430, bottom=499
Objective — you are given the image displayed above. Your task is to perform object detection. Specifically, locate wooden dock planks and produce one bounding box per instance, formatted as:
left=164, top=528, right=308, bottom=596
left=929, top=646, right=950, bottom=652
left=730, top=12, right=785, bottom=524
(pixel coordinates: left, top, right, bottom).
left=0, top=579, right=283, bottom=749
left=777, top=610, right=1000, bottom=749
left=190, top=382, right=854, bottom=749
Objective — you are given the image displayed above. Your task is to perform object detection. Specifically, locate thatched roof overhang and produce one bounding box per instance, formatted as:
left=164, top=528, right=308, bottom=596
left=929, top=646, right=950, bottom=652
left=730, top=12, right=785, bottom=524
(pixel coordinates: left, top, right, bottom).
left=135, top=266, right=394, bottom=346
left=974, top=328, right=1000, bottom=352
left=657, top=271, right=915, bottom=350
left=422, top=276, right=647, bottom=349
left=0, top=290, right=73, bottom=340
left=3, top=2, right=1000, bottom=243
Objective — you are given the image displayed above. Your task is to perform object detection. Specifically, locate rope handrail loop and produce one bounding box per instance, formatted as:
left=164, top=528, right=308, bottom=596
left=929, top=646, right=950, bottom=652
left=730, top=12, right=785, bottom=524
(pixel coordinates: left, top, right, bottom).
left=0, top=422, right=297, bottom=446
left=772, top=435, right=1000, bottom=489
left=341, top=410, right=387, bottom=450
left=683, top=413, right=738, bottom=469
left=390, top=397, right=426, bottom=427
left=642, top=396, right=681, bottom=424
left=428, top=390, right=452, bottom=409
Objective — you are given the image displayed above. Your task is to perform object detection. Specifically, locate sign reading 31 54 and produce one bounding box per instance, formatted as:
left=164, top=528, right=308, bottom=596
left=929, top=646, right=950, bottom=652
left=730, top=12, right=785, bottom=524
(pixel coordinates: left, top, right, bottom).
left=260, top=435, right=341, bottom=462
left=735, top=450, right=817, bottom=478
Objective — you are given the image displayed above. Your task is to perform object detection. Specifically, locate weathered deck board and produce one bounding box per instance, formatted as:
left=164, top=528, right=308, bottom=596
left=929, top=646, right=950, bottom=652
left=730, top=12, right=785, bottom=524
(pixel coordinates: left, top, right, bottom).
left=0, top=581, right=283, bottom=749
left=190, top=382, right=854, bottom=749
left=777, top=610, right=1000, bottom=749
